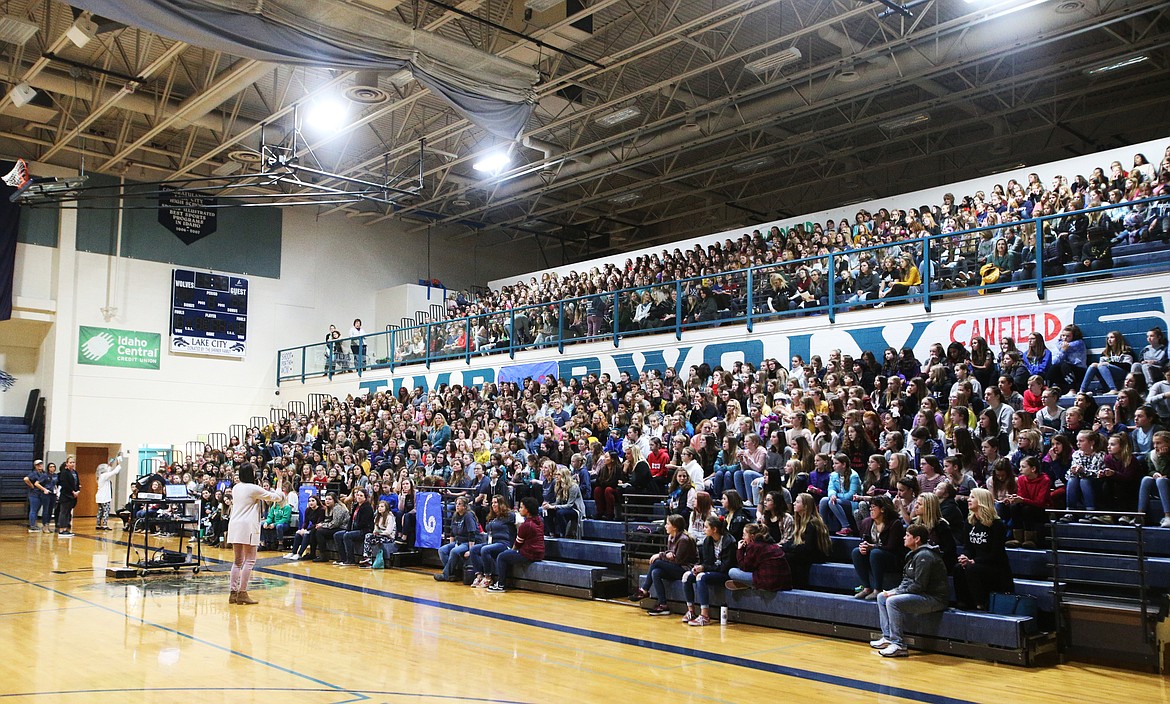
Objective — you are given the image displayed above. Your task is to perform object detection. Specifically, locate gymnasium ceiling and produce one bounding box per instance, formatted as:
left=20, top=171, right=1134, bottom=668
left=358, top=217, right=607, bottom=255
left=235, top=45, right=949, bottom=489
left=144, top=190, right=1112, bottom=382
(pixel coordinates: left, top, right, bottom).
left=1, top=0, right=1169, bottom=264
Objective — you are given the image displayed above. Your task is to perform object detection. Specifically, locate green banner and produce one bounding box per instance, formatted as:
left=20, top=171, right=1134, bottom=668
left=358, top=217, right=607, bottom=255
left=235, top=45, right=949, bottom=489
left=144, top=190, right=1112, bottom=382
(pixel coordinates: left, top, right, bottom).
left=78, top=326, right=161, bottom=370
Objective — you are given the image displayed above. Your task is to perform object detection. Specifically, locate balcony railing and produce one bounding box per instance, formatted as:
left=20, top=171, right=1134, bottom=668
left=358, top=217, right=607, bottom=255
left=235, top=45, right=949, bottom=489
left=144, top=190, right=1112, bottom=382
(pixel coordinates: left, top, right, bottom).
left=277, top=195, right=1170, bottom=384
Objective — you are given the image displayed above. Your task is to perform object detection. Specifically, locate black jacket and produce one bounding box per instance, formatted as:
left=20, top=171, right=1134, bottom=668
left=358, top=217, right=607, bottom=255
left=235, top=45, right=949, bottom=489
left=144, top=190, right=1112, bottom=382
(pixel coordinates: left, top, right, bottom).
left=696, top=532, right=738, bottom=573
left=59, top=468, right=80, bottom=495
left=346, top=501, right=375, bottom=532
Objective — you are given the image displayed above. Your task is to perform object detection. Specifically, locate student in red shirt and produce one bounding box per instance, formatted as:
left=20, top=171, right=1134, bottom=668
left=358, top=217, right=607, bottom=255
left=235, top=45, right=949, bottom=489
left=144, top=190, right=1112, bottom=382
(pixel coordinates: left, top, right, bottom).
left=646, top=437, right=672, bottom=489
left=488, top=497, right=545, bottom=592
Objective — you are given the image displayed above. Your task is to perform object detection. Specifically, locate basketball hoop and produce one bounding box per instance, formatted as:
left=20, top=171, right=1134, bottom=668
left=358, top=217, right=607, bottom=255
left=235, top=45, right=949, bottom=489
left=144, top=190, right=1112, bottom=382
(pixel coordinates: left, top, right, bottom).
left=2, top=158, right=29, bottom=189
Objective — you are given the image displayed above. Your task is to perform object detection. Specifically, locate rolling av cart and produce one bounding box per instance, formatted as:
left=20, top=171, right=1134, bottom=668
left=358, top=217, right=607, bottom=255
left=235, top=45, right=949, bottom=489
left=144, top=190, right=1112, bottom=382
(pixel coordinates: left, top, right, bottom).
left=123, top=496, right=203, bottom=576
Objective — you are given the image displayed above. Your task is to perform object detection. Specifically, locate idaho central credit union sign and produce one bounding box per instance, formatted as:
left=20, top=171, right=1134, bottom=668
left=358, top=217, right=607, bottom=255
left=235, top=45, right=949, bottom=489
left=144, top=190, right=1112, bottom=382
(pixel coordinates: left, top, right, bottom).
left=78, top=326, right=161, bottom=370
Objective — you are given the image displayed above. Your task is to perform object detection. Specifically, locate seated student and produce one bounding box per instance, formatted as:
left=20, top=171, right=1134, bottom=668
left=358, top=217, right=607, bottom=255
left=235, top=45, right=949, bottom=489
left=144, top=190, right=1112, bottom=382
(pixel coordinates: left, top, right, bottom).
left=542, top=467, right=587, bottom=538
left=333, top=488, right=374, bottom=566
left=954, top=488, right=1014, bottom=611
left=435, top=496, right=478, bottom=581
left=725, top=523, right=792, bottom=592
left=783, top=492, right=832, bottom=588
left=852, top=495, right=906, bottom=600
left=1104, top=432, right=1142, bottom=523
left=284, top=494, right=324, bottom=560
left=1062, top=430, right=1106, bottom=522
left=718, top=490, right=753, bottom=541
left=259, top=495, right=292, bottom=551
left=915, top=492, right=959, bottom=571
left=682, top=516, right=738, bottom=627
left=1133, top=327, right=1168, bottom=387
left=819, top=453, right=861, bottom=536
left=631, top=514, right=697, bottom=614
left=1138, top=430, right=1170, bottom=527
left=1003, top=456, right=1051, bottom=548
left=932, top=482, right=969, bottom=551
left=486, top=497, right=545, bottom=592
left=359, top=499, right=398, bottom=567
left=872, top=523, right=950, bottom=658
left=757, top=490, right=795, bottom=545
left=468, top=496, right=516, bottom=588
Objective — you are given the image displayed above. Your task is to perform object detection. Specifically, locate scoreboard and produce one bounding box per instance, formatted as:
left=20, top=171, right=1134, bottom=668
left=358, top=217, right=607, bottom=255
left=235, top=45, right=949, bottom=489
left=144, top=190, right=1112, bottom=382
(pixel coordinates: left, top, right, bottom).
left=170, top=269, right=249, bottom=358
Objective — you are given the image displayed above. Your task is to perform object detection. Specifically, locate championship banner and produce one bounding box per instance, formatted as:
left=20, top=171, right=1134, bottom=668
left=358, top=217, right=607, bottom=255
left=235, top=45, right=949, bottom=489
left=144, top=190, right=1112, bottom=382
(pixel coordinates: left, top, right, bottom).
left=414, top=490, right=443, bottom=549
left=159, top=186, right=217, bottom=245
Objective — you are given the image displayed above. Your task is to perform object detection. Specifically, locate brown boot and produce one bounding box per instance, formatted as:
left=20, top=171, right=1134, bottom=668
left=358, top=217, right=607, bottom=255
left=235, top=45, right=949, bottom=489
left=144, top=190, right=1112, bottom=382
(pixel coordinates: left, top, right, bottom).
left=1005, top=529, right=1024, bottom=549
left=236, top=591, right=259, bottom=605
left=228, top=590, right=239, bottom=604
left=1021, top=531, right=1039, bottom=549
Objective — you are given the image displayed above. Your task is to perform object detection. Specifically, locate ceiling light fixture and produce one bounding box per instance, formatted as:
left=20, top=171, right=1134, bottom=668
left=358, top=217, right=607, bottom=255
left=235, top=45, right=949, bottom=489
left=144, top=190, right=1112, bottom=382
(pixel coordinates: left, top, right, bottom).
left=744, top=47, right=802, bottom=75
left=608, top=191, right=642, bottom=204
left=305, top=98, right=348, bottom=130
left=732, top=156, right=774, bottom=173
left=473, top=150, right=512, bottom=175
left=1084, top=55, right=1149, bottom=75
left=7, top=82, right=36, bottom=108
left=879, top=113, right=930, bottom=130
left=525, top=0, right=564, bottom=11
left=595, top=105, right=642, bottom=127
left=0, top=14, right=39, bottom=45
left=66, top=15, right=98, bottom=48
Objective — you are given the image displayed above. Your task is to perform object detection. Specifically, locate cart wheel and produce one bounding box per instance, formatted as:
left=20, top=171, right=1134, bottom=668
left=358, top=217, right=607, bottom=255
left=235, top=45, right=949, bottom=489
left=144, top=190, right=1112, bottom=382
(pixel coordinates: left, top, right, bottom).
left=193, top=567, right=200, bottom=575
left=138, top=570, right=146, bottom=577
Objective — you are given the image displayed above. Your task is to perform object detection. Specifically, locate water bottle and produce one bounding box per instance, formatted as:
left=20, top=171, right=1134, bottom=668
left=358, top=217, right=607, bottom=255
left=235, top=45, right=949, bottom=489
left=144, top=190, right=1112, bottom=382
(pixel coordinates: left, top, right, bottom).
left=720, top=606, right=728, bottom=625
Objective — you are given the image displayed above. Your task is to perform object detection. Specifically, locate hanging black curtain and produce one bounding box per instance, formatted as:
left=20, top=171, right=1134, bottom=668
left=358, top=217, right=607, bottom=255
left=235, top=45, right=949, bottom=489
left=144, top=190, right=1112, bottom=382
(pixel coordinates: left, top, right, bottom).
left=0, top=160, right=21, bottom=322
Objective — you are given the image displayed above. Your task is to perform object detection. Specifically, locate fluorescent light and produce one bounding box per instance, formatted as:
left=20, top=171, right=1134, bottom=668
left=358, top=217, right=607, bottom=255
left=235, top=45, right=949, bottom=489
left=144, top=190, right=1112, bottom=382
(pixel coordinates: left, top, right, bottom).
left=732, top=156, right=774, bottom=173
left=0, top=14, right=39, bottom=45
left=745, top=47, right=802, bottom=75
left=608, top=192, right=642, bottom=205
left=305, top=98, right=347, bottom=130
left=595, top=105, right=642, bottom=127
left=66, top=16, right=98, bottom=48
left=473, top=151, right=511, bottom=175
left=525, top=0, right=564, bottom=11
left=880, top=113, right=930, bottom=130
left=1084, top=55, right=1149, bottom=75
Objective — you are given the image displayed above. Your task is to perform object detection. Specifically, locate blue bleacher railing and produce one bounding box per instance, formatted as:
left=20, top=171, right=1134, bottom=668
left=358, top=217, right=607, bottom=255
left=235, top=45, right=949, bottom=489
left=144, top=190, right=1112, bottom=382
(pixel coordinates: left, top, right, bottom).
left=278, top=194, right=1170, bottom=384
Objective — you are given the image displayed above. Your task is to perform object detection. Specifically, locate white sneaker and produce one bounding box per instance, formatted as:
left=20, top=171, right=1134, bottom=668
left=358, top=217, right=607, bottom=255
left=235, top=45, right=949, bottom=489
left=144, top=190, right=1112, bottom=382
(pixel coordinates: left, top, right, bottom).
left=878, top=643, right=908, bottom=657
left=281, top=553, right=292, bottom=559
left=869, top=637, right=890, bottom=649
left=290, top=554, right=301, bottom=560
left=1160, top=517, right=1170, bottom=529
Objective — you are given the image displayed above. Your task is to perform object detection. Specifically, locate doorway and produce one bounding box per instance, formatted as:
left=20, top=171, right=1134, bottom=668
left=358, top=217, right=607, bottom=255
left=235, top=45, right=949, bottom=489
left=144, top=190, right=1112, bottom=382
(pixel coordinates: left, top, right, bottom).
left=75, top=446, right=109, bottom=518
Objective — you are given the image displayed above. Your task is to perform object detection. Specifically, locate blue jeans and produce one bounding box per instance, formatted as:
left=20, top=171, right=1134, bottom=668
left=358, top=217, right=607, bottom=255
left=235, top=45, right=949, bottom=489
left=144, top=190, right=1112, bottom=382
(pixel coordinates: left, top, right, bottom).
left=544, top=507, right=579, bottom=538
left=290, top=530, right=313, bottom=556
left=819, top=496, right=854, bottom=532
left=334, top=530, right=366, bottom=563
left=683, top=570, right=729, bottom=608
left=642, top=560, right=686, bottom=604
left=852, top=546, right=901, bottom=591
left=472, top=542, right=509, bottom=576
left=878, top=591, right=947, bottom=648
left=733, top=470, right=762, bottom=504
left=495, top=549, right=532, bottom=583
left=1080, top=362, right=1125, bottom=392
left=438, top=541, right=472, bottom=579
left=28, top=492, right=46, bottom=529
left=1066, top=476, right=1098, bottom=510
left=709, top=470, right=733, bottom=499
left=1138, top=475, right=1170, bottom=518
left=727, top=567, right=753, bottom=585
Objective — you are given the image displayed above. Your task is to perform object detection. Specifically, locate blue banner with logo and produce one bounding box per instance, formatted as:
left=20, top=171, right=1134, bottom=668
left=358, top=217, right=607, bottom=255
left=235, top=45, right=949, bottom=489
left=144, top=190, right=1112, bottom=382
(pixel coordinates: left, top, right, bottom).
left=415, top=490, right=443, bottom=549
left=498, top=361, right=557, bottom=385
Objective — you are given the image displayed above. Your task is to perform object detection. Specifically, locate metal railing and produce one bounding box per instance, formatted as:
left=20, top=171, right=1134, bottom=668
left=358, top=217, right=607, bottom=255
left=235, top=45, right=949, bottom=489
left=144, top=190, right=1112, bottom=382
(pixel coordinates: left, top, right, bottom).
left=278, top=195, right=1170, bottom=383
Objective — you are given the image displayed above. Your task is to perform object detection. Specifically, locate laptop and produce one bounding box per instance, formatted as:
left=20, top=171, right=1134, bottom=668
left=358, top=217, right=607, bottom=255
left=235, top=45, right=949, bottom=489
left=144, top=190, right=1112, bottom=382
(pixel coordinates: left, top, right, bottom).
left=164, top=484, right=190, bottom=501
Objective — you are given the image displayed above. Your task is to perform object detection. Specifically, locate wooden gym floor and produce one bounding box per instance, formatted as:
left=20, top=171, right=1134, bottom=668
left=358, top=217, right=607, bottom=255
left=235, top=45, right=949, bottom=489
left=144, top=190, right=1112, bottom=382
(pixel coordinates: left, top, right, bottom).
left=0, top=518, right=1165, bottom=704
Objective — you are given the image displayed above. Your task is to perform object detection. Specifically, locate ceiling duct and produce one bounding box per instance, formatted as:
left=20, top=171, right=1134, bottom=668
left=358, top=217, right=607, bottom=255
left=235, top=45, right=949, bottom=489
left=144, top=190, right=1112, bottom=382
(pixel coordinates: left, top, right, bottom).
left=343, top=71, right=391, bottom=105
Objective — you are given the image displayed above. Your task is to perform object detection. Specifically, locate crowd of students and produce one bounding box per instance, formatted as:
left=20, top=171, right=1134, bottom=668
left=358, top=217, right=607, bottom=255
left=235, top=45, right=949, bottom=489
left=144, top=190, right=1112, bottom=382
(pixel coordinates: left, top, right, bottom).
left=98, top=312, right=1169, bottom=610
left=432, top=148, right=1170, bottom=357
